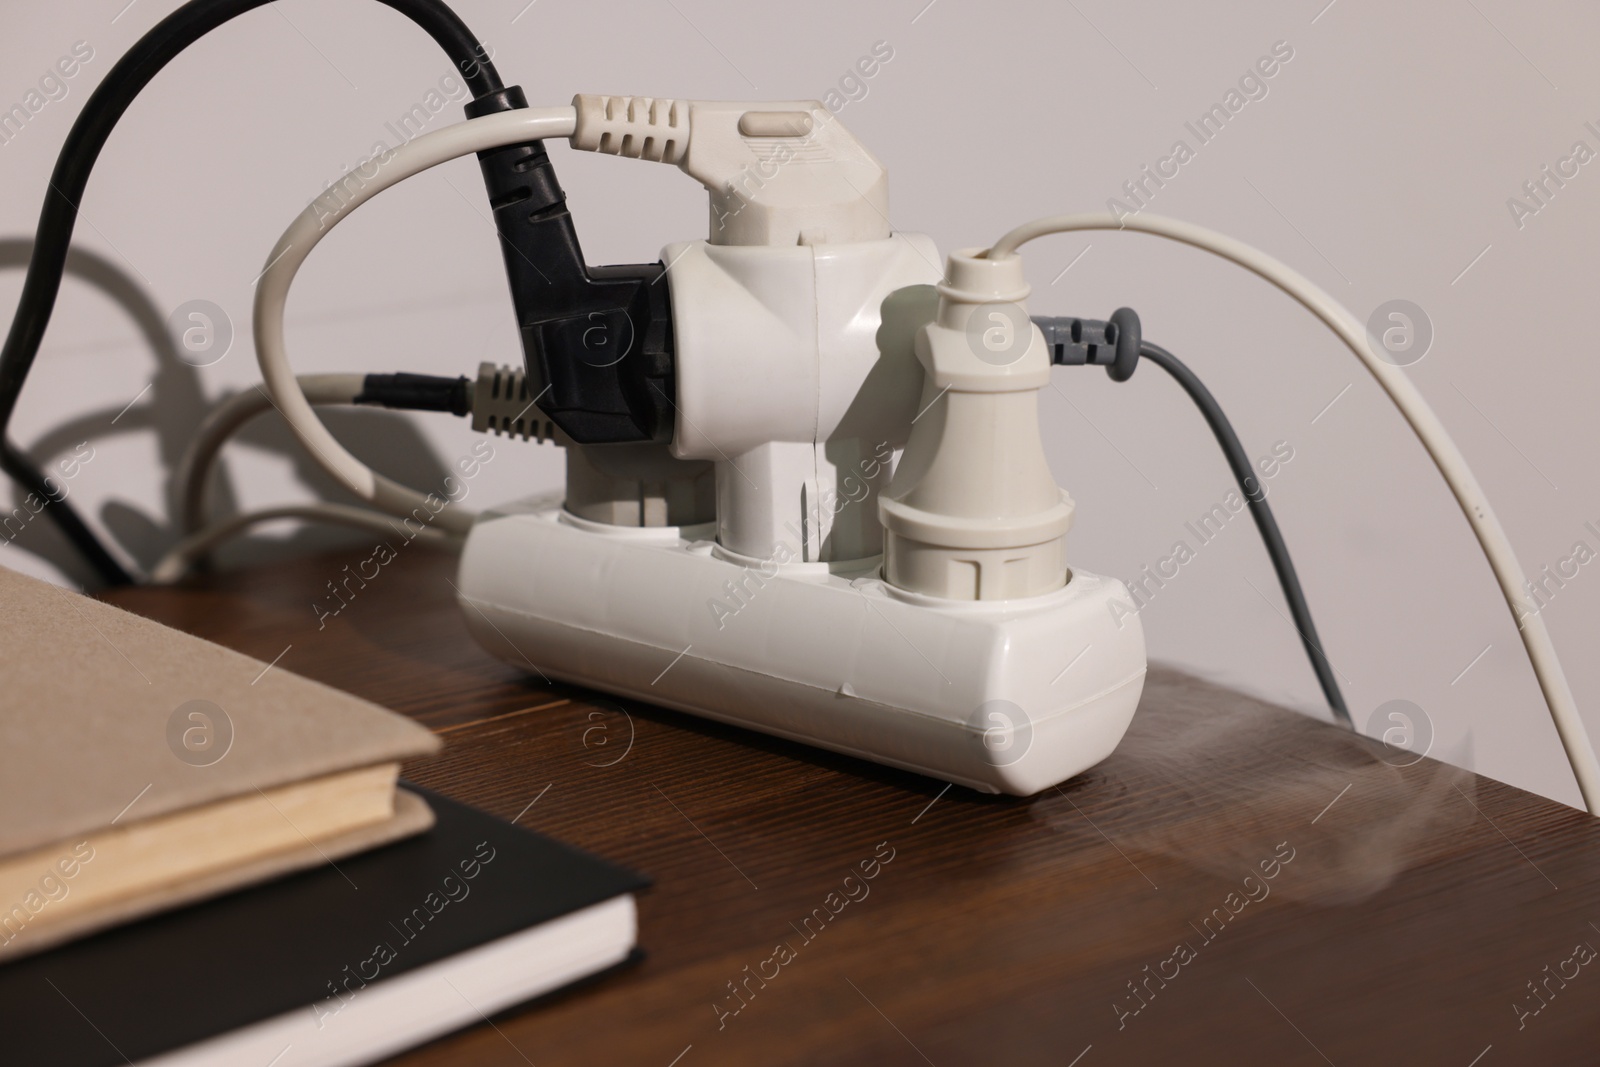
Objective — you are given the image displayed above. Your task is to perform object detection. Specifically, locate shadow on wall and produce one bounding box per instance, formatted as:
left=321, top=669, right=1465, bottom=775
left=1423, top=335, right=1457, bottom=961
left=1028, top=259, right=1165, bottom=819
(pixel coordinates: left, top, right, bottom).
left=0, top=239, right=455, bottom=588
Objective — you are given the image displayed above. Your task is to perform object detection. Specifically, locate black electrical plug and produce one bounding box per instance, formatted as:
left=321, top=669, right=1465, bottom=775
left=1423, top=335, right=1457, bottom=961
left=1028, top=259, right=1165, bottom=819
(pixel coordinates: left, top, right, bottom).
left=467, top=87, right=675, bottom=444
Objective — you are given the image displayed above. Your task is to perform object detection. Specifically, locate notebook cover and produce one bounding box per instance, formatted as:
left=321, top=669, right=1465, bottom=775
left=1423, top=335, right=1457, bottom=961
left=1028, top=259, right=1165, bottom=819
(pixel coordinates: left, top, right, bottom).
left=0, top=564, right=440, bottom=857
left=0, top=785, right=649, bottom=1066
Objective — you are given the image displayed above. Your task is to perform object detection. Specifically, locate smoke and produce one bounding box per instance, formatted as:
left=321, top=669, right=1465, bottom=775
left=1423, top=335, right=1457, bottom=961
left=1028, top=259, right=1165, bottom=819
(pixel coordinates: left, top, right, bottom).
left=1033, top=665, right=1477, bottom=906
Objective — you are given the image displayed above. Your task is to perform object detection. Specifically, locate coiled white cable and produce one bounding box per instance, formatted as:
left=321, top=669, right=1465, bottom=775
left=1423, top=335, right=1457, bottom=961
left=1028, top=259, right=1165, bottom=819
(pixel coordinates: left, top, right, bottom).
left=175, top=374, right=366, bottom=537
left=150, top=502, right=453, bottom=583
left=987, top=213, right=1600, bottom=813
left=152, top=373, right=462, bottom=584
left=252, top=106, right=578, bottom=537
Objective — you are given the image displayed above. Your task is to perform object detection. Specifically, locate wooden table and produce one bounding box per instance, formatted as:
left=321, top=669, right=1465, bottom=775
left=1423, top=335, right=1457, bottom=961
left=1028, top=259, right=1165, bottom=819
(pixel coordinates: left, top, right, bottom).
left=103, top=546, right=1600, bottom=1065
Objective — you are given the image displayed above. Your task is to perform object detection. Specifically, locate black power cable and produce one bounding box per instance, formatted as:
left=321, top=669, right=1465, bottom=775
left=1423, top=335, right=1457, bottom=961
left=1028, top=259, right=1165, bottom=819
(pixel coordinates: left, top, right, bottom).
left=1037, top=312, right=1351, bottom=727
left=1138, top=341, right=1350, bottom=726
left=0, top=0, right=504, bottom=585
left=354, top=372, right=472, bottom=416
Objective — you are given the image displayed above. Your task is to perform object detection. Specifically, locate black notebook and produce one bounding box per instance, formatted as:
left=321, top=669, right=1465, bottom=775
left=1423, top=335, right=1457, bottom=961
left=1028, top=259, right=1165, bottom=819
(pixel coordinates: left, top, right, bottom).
left=3, top=785, right=647, bottom=1067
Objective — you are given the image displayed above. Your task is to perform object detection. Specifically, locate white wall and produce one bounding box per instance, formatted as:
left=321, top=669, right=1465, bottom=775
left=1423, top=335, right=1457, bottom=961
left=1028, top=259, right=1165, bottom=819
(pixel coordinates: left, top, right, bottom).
left=4, top=0, right=1597, bottom=806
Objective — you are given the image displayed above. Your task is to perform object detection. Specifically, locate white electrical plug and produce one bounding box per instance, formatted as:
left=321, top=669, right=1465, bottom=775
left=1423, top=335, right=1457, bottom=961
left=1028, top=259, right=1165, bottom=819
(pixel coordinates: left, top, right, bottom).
left=571, top=93, right=938, bottom=564
left=570, top=94, right=889, bottom=246
left=881, top=249, right=1074, bottom=600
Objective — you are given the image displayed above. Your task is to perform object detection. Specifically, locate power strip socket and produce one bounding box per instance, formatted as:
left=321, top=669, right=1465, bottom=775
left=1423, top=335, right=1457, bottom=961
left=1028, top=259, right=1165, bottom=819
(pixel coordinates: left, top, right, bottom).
left=456, top=499, right=1146, bottom=794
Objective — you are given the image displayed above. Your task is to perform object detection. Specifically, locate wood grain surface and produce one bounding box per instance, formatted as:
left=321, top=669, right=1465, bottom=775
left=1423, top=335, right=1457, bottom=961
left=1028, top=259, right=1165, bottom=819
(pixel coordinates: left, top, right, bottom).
left=101, top=545, right=1600, bottom=1066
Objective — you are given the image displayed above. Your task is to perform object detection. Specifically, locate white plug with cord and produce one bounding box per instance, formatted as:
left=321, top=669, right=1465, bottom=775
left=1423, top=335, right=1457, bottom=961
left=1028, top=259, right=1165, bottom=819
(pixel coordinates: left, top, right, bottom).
left=880, top=248, right=1074, bottom=600
left=980, top=214, right=1600, bottom=811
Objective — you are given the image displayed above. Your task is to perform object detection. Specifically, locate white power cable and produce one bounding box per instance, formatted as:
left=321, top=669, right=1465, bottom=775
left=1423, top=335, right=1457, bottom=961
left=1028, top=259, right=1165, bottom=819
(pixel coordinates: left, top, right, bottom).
left=175, top=374, right=366, bottom=536
left=150, top=502, right=452, bottom=583
left=252, top=106, right=578, bottom=537
left=987, top=213, right=1600, bottom=813
left=158, top=373, right=457, bottom=584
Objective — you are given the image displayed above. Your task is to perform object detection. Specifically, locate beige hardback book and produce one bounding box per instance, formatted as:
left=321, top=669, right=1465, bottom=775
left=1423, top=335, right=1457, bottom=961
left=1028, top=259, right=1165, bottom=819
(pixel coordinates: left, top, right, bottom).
left=0, top=564, right=441, bottom=961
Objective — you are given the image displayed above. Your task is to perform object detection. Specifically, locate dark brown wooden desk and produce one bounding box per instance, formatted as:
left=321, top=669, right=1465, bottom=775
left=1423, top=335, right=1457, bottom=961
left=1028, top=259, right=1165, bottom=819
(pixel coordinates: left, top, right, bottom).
left=103, top=546, right=1600, bottom=1065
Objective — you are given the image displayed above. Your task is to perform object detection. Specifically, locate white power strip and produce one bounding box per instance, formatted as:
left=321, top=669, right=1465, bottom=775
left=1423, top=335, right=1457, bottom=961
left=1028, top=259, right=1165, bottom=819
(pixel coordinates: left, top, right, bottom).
left=456, top=500, right=1146, bottom=795
left=239, top=96, right=1600, bottom=810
